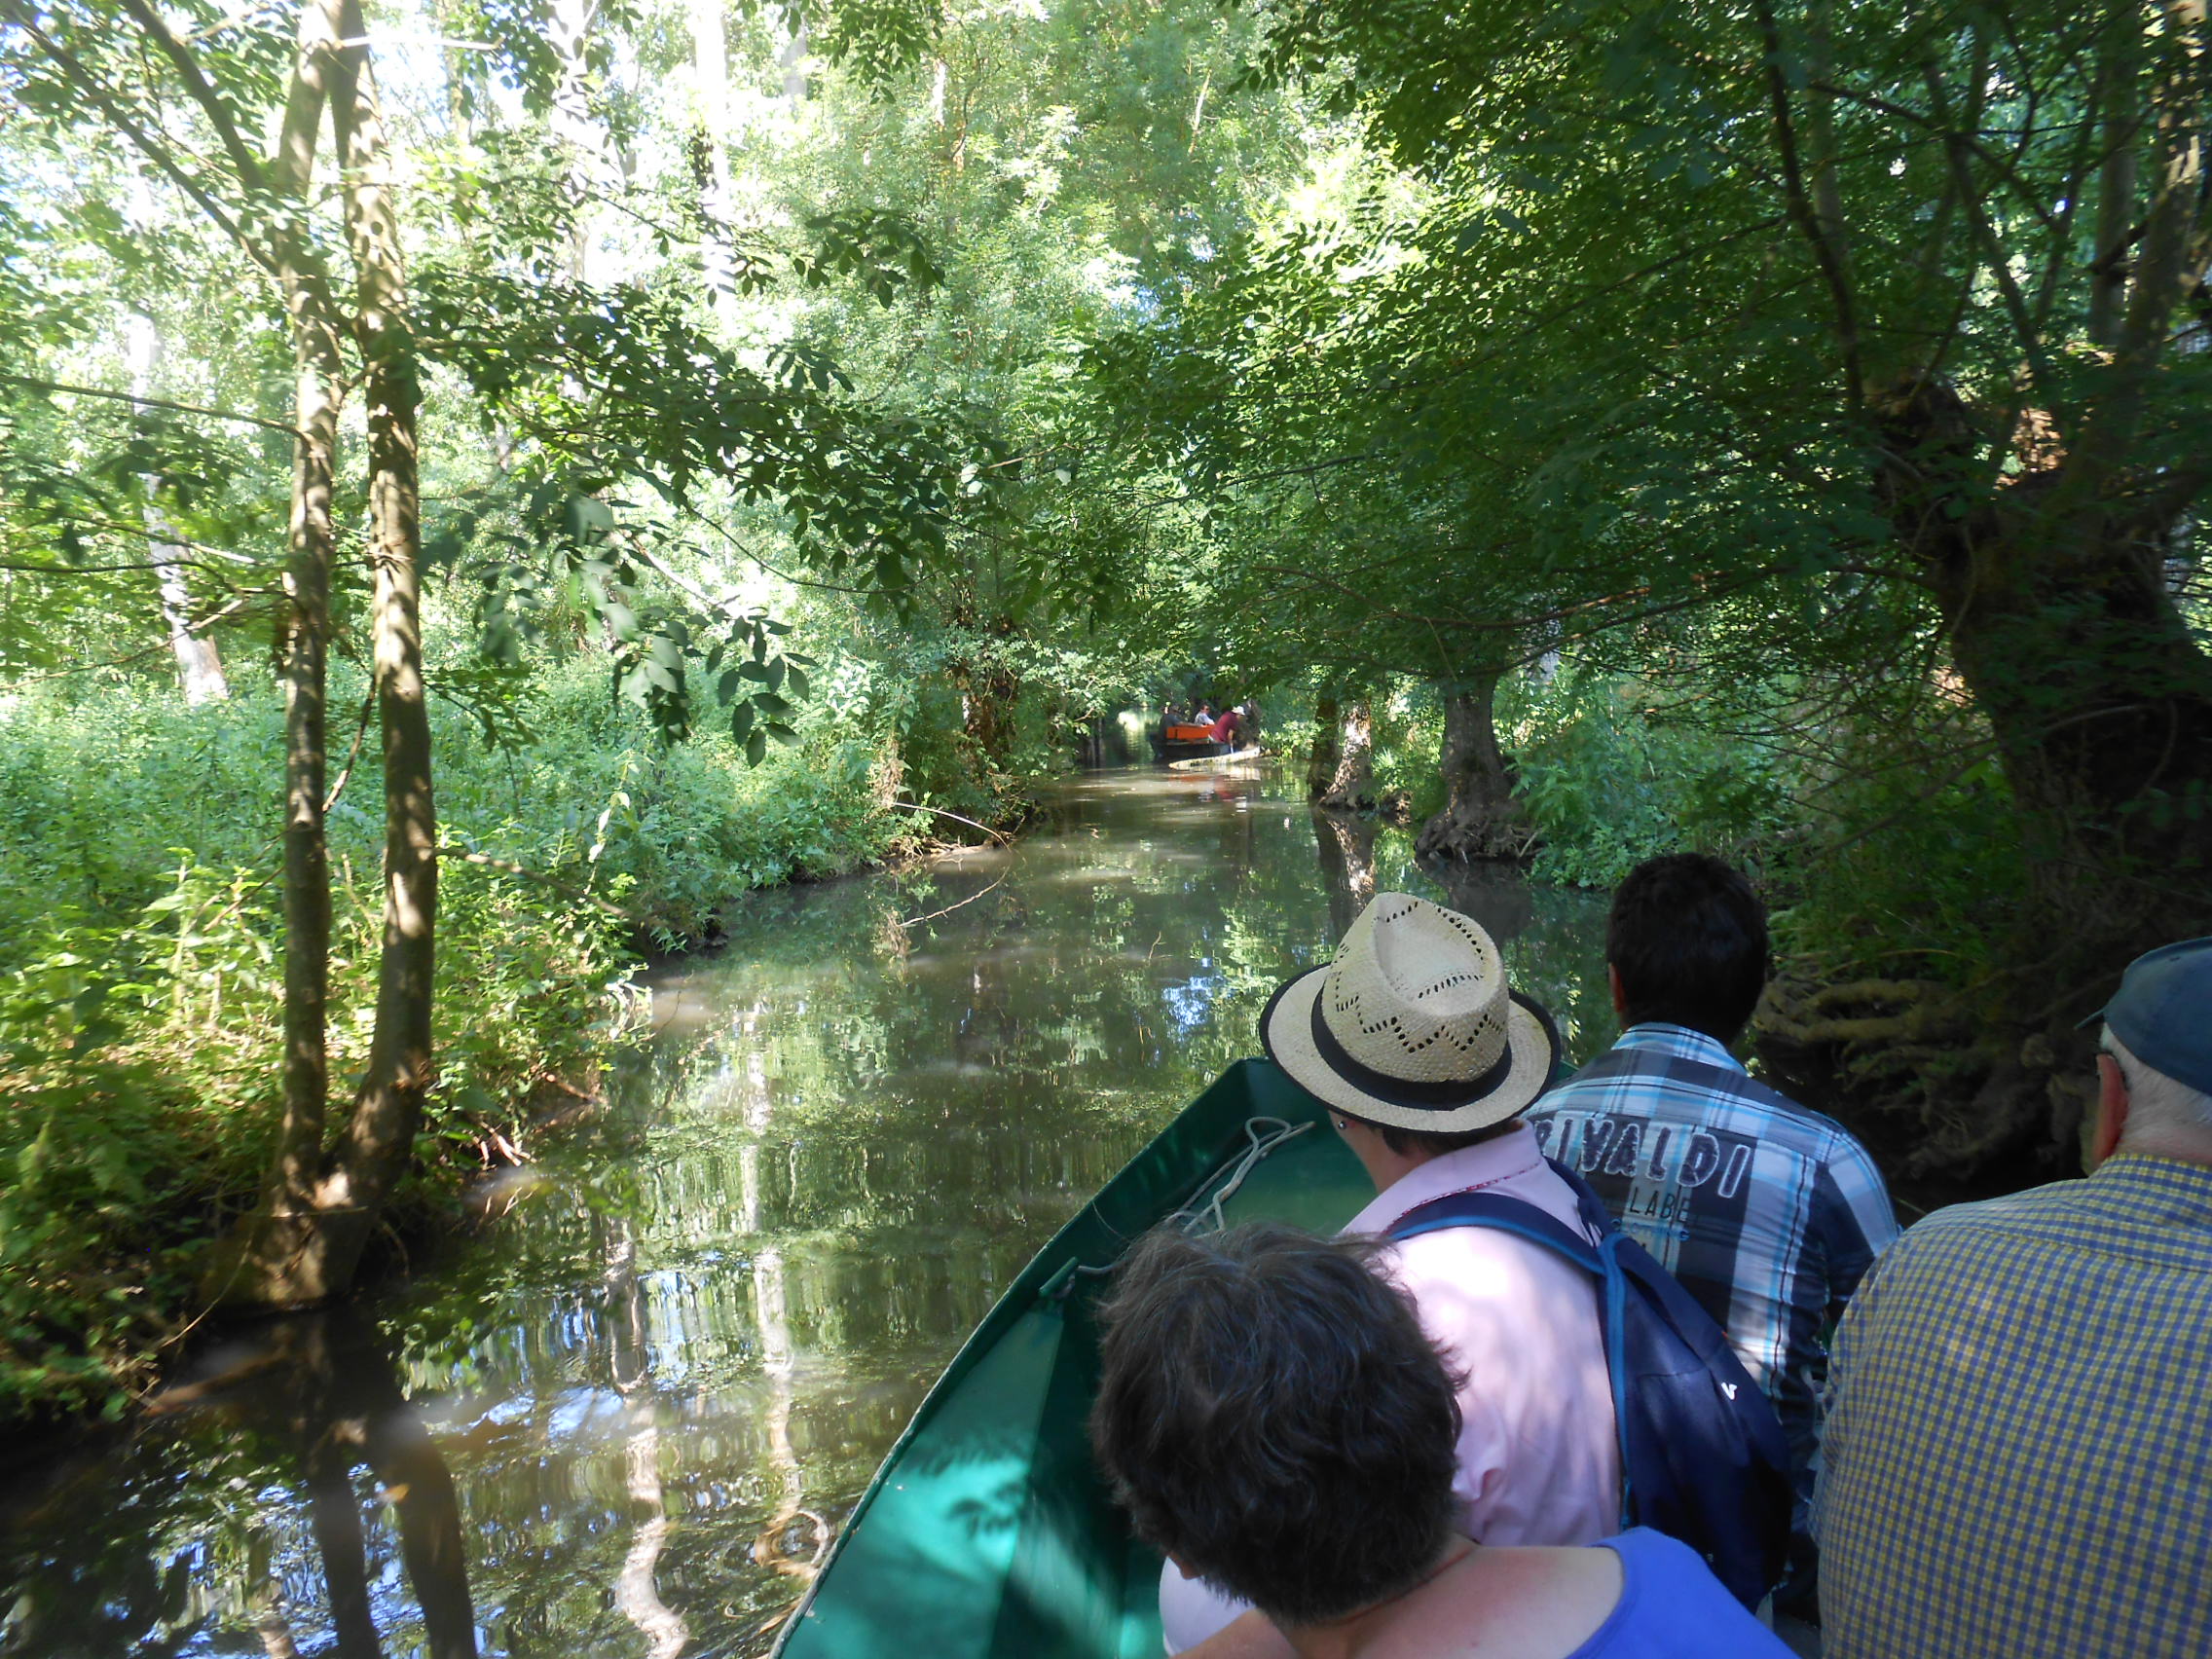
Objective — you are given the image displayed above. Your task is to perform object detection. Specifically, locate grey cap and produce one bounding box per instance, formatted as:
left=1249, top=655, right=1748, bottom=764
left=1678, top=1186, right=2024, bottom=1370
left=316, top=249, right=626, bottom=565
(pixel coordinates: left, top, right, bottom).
left=2082, top=937, right=2212, bottom=1094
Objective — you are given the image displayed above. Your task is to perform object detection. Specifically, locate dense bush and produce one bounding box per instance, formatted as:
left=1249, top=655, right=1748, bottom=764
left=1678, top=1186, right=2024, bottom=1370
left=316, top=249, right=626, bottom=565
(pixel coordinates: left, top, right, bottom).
left=1503, top=668, right=1792, bottom=889
left=0, top=655, right=927, bottom=1419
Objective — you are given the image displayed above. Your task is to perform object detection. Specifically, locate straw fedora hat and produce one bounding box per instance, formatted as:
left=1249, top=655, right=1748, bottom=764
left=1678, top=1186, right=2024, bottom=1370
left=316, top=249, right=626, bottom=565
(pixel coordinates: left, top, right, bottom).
left=1260, top=893, right=1562, bottom=1132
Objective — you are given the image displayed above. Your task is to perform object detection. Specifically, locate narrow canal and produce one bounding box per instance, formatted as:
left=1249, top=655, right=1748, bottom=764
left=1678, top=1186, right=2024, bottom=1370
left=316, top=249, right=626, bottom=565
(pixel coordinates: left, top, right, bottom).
left=2, top=767, right=1610, bottom=1659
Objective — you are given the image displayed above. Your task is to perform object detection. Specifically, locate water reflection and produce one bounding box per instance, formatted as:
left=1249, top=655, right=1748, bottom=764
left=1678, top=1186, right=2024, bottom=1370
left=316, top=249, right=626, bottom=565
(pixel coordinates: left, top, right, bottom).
left=4, top=1309, right=477, bottom=1659
left=1, top=769, right=1608, bottom=1658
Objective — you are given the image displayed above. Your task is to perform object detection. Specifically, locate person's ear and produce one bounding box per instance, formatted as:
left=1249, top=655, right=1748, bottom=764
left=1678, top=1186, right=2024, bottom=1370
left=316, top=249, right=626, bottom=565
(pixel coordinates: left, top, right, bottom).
left=2091, top=1051, right=2130, bottom=1167
left=1169, top=1554, right=1200, bottom=1581
left=1608, top=962, right=1627, bottom=1021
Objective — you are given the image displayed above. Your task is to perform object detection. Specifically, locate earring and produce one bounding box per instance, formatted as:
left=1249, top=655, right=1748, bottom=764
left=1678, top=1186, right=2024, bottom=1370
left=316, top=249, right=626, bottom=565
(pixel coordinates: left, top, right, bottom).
left=1333, top=1116, right=1349, bottom=1131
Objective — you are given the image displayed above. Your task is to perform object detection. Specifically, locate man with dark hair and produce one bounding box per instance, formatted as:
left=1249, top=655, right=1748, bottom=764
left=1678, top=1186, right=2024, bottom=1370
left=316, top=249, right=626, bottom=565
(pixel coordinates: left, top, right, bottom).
left=1525, top=853, right=1897, bottom=1604
left=1092, top=1222, right=1792, bottom=1659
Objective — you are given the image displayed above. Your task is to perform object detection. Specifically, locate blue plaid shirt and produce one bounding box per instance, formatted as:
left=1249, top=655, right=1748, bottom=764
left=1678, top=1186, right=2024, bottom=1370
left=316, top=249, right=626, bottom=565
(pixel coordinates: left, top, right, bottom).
left=1818, top=1156, right=2212, bottom=1658
left=1523, top=1024, right=1899, bottom=1491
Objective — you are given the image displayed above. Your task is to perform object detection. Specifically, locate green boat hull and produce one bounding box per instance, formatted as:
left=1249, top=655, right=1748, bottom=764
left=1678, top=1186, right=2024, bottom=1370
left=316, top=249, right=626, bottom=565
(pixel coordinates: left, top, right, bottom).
left=774, top=1057, right=1370, bottom=1659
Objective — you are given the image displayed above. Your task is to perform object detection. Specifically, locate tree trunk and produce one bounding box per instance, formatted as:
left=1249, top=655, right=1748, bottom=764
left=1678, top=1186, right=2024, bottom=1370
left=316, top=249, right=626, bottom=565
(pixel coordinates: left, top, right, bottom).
left=149, top=528, right=230, bottom=703
left=777, top=9, right=809, bottom=102
left=689, top=0, right=735, bottom=313
left=208, top=0, right=439, bottom=1308
left=203, top=0, right=347, bottom=1308
left=127, top=313, right=230, bottom=703
left=1946, top=542, right=2212, bottom=946
left=551, top=0, right=601, bottom=281
left=1317, top=696, right=1377, bottom=811
left=1306, top=687, right=1340, bottom=799
left=2085, top=23, right=2142, bottom=348
left=1415, top=672, right=1532, bottom=863
left=1869, top=384, right=2212, bottom=1166
left=954, top=657, right=1020, bottom=778
left=317, top=0, right=439, bottom=1290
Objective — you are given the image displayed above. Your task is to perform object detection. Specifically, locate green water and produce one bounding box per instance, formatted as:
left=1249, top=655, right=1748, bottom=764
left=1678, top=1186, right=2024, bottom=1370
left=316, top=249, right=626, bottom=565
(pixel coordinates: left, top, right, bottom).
left=0, top=767, right=1608, bottom=1659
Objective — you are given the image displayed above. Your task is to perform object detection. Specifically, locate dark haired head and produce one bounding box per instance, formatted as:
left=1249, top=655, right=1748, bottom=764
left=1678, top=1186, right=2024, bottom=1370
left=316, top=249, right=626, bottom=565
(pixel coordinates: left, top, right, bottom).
left=1607, top=853, right=1769, bottom=1043
left=1088, top=1223, right=1459, bottom=1627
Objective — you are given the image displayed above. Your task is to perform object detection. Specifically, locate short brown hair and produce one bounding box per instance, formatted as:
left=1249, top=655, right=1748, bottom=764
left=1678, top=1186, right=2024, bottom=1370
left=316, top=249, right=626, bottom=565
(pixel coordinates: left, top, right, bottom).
left=1088, top=1223, right=1460, bottom=1625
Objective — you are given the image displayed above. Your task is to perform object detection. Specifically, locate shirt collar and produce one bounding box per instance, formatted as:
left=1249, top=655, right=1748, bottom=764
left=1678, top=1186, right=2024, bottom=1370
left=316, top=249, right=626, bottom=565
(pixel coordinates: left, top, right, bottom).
left=1345, top=1121, right=1547, bottom=1235
left=1611, top=1022, right=1746, bottom=1074
left=2087, top=1153, right=2212, bottom=1226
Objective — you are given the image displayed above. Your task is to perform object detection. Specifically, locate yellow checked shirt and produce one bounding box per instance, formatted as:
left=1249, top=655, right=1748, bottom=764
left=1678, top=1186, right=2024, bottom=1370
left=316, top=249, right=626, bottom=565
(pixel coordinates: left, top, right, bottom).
left=1818, top=1155, right=2212, bottom=1659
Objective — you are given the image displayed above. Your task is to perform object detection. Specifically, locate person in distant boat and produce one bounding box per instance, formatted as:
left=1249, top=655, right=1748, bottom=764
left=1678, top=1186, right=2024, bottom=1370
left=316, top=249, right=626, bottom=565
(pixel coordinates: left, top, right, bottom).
left=1157, top=893, right=1619, bottom=1653
left=1207, top=704, right=1242, bottom=745
left=1163, top=699, right=1188, bottom=731
left=1094, top=1222, right=1793, bottom=1659
left=1523, top=854, right=1897, bottom=1613
left=1193, top=701, right=1216, bottom=727
left=1817, top=936, right=2212, bottom=1659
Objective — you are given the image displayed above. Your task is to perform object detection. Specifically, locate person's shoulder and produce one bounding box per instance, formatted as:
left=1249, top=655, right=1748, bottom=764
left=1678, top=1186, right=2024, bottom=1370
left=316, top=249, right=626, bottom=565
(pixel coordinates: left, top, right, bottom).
left=1865, top=1181, right=2082, bottom=1280
left=1584, top=1531, right=1795, bottom=1656
left=1728, top=1071, right=1890, bottom=1163
left=1911, top=1179, right=2083, bottom=1235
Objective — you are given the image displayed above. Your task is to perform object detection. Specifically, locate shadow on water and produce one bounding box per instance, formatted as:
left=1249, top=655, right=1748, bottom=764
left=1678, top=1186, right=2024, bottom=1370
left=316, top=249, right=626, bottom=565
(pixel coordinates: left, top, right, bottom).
left=1, top=766, right=1609, bottom=1658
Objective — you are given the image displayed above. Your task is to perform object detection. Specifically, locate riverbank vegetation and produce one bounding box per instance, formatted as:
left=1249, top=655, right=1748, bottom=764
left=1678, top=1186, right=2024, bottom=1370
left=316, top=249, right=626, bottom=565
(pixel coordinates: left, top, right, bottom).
left=3, top=0, right=2205, bottom=1419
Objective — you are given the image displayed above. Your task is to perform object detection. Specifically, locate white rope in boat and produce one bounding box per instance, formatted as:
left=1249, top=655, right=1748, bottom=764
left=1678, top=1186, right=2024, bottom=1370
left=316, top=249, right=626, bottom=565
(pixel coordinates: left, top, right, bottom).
left=1049, top=1115, right=1315, bottom=1301
left=1169, top=1116, right=1311, bottom=1236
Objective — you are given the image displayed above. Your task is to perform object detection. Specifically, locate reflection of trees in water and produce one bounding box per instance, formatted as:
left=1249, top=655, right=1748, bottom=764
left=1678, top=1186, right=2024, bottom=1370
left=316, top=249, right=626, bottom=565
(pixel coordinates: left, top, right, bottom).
left=233, top=1309, right=475, bottom=1659
left=1424, top=854, right=1535, bottom=945
left=266, top=1312, right=479, bottom=1659
left=5, top=778, right=1616, bottom=1659
left=1312, top=809, right=1379, bottom=937
left=605, top=1219, right=688, bottom=1659
left=737, top=1045, right=829, bottom=1643
left=0, top=1309, right=477, bottom=1658
left=748, top=1247, right=829, bottom=1599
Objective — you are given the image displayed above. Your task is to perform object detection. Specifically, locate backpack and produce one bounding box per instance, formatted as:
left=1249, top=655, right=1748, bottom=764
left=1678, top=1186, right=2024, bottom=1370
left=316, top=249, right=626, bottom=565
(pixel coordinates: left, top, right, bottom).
left=1387, top=1158, right=1791, bottom=1608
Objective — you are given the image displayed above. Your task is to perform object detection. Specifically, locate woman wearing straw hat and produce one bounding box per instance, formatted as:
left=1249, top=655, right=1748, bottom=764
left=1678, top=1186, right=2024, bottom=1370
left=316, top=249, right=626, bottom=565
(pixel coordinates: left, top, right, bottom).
left=1161, top=893, right=1623, bottom=1657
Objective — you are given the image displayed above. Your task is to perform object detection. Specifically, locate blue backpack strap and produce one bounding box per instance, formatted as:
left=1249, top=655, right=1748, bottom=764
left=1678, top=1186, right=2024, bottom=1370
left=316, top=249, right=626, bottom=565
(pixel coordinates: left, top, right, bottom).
left=1386, top=1191, right=1604, bottom=1272
left=1388, top=1164, right=1792, bottom=1605
left=1386, top=1188, right=1634, bottom=1529
left=1542, top=1156, right=1625, bottom=1242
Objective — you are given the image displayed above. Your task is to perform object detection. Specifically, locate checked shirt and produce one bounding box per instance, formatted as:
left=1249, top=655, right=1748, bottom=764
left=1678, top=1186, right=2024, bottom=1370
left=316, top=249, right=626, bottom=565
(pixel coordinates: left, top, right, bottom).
left=1522, top=1023, right=1898, bottom=1493
left=1818, top=1156, right=2212, bottom=1659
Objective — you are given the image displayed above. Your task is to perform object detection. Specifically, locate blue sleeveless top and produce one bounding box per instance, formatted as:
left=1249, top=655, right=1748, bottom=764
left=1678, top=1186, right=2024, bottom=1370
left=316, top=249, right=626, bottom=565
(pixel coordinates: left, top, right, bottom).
left=1567, top=1530, right=1795, bottom=1658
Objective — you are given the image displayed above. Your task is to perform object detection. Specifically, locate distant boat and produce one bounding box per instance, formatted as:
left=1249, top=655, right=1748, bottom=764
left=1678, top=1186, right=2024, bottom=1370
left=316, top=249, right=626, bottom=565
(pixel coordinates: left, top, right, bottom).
left=1151, top=720, right=1235, bottom=762
left=771, top=1059, right=1367, bottom=1659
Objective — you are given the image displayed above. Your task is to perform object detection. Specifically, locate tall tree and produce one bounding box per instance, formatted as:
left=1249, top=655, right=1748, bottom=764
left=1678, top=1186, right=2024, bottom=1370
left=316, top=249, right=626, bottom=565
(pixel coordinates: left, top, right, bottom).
left=1207, top=0, right=2211, bottom=1157
left=0, top=0, right=1004, bottom=1304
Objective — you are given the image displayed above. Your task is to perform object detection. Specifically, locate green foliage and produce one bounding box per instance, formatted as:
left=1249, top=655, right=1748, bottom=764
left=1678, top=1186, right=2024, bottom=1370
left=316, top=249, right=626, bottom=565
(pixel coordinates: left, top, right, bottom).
left=1775, top=746, right=2026, bottom=996
left=1504, top=668, right=1792, bottom=890
left=0, top=659, right=932, bottom=1418
left=0, top=836, right=644, bottom=1418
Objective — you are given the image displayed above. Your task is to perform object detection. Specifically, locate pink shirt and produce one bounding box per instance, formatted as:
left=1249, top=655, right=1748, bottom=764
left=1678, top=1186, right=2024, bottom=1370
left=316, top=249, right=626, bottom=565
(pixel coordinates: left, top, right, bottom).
left=1160, top=1124, right=1623, bottom=1652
